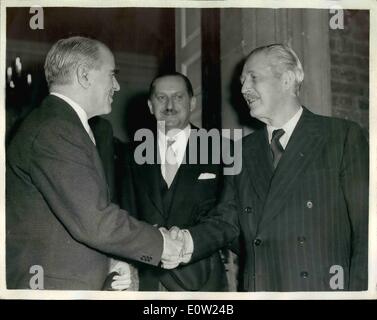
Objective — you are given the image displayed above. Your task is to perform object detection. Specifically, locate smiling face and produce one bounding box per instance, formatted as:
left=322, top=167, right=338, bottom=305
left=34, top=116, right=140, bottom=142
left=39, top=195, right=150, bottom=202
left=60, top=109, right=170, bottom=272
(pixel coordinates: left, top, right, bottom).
left=240, top=52, right=286, bottom=125
left=148, top=75, right=195, bottom=133
left=87, top=45, right=120, bottom=117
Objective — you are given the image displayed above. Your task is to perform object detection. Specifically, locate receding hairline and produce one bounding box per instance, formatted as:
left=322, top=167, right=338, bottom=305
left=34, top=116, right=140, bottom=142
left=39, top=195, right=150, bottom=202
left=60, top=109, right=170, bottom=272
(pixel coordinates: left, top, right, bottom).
left=149, top=74, right=193, bottom=97
left=245, top=44, right=304, bottom=95
left=44, top=37, right=114, bottom=88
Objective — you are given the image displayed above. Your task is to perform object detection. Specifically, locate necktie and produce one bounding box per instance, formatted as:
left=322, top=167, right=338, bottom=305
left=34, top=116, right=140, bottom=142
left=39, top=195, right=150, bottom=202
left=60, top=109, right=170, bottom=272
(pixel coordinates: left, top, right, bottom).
left=163, top=139, right=179, bottom=188
left=270, top=129, right=285, bottom=169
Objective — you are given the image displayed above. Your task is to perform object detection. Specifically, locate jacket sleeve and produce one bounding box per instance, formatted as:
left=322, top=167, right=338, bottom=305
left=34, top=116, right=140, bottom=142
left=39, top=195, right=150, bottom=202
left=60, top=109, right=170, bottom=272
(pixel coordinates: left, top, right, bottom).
left=29, top=120, right=163, bottom=266
left=340, top=122, right=369, bottom=290
left=188, top=170, right=240, bottom=262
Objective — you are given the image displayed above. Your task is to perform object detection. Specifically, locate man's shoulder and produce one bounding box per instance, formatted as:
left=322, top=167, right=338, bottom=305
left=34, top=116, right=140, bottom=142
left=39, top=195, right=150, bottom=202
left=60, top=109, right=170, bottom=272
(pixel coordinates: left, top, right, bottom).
left=241, top=127, right=265, bottom=148
left=304, top=109, right=365, bottom=137
left=9, top=98, right=65, bottom=145
left=23, top=95, right=80, bottom=127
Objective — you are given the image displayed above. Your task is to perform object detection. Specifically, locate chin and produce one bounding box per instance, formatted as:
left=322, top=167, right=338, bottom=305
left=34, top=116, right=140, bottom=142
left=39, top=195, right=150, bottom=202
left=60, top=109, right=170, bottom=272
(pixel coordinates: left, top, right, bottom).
left=249, top=108, right=258, bottom=118
left=165, top=119, right=179, bottom=128
left=103, top=106, right=112, bottom=115
left=165, top=125, right=179, bottom=132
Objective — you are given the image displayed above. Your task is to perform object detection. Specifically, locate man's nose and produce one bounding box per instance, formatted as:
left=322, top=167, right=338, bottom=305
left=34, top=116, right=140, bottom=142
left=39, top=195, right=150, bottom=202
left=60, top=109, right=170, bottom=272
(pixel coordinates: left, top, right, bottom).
left=166, top=98, right=173, bottom=110
left=241, top=79, right=251, bottom=94
left=113, top=77, right=120, bottom=91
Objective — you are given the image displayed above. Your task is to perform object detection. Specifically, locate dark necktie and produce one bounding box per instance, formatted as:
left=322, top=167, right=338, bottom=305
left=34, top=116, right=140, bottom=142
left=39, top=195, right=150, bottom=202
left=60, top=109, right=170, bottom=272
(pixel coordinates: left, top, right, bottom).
left=270, top=129, right=285, bottom=169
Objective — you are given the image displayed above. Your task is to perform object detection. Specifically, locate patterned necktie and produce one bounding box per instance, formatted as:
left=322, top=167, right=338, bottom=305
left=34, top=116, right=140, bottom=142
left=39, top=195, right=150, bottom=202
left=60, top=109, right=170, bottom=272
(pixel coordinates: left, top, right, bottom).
left=163, top=139, right=179, bottom=188
left=270, top=129, right=285, bottom=169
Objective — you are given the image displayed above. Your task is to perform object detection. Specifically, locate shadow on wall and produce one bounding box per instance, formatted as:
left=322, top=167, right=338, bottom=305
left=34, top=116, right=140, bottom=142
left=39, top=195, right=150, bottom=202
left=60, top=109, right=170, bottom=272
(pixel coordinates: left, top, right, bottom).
left=228, top=57, right=265, bottom=132
left=122, top=92, right=157, bottom=142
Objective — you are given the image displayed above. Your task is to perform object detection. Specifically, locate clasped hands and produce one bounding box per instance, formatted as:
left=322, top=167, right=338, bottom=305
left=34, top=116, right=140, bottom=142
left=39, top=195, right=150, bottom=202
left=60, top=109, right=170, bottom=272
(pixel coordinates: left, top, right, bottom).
left=160, top=226, right=193, bottom=269
left=108, top=226, right=193, bottom=290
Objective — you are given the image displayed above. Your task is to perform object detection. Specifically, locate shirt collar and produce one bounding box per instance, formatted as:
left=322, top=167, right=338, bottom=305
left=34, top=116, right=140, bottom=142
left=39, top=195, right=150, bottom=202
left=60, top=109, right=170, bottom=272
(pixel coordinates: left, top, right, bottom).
left=157, top=124, right=191, bottom=163
left=50, top=92, right=90, bottom=129
left=267, top=106, right=303, bottom=147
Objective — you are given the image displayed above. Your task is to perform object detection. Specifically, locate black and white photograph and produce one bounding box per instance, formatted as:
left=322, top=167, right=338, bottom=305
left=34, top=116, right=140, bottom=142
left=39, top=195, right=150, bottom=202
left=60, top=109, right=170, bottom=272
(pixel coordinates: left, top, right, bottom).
left=0, top=0, right=375, bottom=300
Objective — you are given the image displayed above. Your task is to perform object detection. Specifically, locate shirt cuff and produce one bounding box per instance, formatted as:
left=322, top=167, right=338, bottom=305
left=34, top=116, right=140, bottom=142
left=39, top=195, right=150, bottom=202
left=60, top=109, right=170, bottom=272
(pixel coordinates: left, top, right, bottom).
left=158, top=227, right=168, bottom=258
left=181, top=229, right=194, bottom=263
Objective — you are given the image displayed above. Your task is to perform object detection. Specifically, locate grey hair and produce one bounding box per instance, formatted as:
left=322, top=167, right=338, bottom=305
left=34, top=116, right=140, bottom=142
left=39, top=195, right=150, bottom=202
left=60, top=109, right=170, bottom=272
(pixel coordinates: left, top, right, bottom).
left=249, top=43, right=304, bottom=95
left=44, top=36, right=103, bottom=88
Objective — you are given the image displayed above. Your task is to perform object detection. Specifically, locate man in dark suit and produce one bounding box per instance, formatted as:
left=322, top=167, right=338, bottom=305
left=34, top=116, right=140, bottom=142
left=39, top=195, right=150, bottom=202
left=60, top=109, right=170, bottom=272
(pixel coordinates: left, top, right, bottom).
left=184, top=44, right=369, bottom=291
left=89, top=117, right=116, bottom=202
left=6, top=36, right=183, bottom=290
left=117, top=72, right=229, bottom=291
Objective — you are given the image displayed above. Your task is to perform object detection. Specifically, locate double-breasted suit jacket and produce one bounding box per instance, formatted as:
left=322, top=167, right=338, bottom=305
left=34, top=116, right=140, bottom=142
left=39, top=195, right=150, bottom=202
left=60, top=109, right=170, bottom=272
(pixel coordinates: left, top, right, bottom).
left=6, top=95, right=163, bottom=290
left=122, top=125, right=228, bottom=291
left=190, top=108, right=369, bottom=291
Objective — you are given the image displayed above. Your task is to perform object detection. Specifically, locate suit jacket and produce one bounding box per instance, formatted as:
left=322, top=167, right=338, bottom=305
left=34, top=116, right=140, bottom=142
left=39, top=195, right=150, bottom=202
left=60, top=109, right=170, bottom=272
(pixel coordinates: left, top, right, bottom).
left=190, top=108, right=369, bottom=291
left=6, top=95, right=163, bottom=290
left=89, top=116, right=116, bottom=202
left=121, top=125, right=228, bottom=291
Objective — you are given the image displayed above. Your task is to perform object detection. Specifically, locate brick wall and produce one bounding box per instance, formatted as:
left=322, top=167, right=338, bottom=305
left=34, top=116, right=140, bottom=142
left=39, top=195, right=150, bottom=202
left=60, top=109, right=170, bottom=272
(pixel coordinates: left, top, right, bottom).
left=329, top=10, right=369, bottom=133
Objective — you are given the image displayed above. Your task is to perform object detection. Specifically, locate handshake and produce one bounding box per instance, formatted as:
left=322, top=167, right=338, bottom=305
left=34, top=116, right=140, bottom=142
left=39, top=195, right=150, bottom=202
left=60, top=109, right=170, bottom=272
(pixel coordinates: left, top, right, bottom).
left=160, top=226, right=194, bottom=269
left=106, top=226, right=194, bottom=291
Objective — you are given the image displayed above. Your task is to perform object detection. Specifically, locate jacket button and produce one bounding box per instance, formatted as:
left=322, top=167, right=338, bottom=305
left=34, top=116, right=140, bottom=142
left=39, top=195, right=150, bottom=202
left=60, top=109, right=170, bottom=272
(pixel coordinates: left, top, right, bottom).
left=306, top=201, right=313, bottom=209
left=297, top=236, right=306, bottom=245
left=254, top=238, right=262, bottom=246
left=300, top=271, right=309, bottom=278
left=244, top=206, right=253, bottom=214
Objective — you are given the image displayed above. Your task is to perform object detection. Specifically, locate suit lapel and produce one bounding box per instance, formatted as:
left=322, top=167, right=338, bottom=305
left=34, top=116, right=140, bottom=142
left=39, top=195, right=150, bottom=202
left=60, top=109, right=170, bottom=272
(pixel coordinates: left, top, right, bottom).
left=134, top=140, right=165, bottom=217
left=258, top=108, right=327, bottom=230
left=48, top=95, right=107, bottom=181
left=244, top=128, right=273, bottom=202
left=166, top=128, right=203, bottom=222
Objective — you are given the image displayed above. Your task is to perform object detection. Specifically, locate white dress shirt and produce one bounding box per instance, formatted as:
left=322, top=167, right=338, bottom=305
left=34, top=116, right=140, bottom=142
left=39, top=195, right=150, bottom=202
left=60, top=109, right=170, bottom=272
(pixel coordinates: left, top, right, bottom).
left=157, top=124, right=190, bottom=180
left=267, top=106, right=303, bottom=149
left=50, top=92, right=96, bottom=145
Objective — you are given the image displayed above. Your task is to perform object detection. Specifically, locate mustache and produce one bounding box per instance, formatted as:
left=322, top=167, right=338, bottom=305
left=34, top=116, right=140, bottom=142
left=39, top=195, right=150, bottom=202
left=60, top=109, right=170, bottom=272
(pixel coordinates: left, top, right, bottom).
left=162, top=109, right=178, bottom=115
left=242, top=92, right=259, bottom=100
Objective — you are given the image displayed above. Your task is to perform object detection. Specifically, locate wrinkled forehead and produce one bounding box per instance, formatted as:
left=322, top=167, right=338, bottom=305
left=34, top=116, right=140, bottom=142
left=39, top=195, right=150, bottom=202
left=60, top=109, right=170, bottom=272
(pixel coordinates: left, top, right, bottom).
left=98, top=45, right=116, bottom=69
left=242, top=52, right=274, bottom=76
left=152, top=76, right=189, bottom=94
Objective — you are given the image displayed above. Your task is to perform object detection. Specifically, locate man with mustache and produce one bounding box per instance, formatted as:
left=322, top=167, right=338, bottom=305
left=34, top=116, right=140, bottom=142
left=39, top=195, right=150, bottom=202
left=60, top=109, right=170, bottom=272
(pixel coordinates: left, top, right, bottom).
left=115, top=72, right=230, bottom=291
left=178, top=44, right=369, bottom=291
left=6, top=36, right=183, bottom=290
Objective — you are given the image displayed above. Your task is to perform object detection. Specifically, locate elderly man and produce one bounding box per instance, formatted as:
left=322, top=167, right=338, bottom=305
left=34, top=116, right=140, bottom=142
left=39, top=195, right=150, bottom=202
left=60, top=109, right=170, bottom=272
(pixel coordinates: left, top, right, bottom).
left=6, top=36, right=182, bottom=290
left=184, top=44, right=369, bottom=291
left=115, top=72, right=229, bottom=291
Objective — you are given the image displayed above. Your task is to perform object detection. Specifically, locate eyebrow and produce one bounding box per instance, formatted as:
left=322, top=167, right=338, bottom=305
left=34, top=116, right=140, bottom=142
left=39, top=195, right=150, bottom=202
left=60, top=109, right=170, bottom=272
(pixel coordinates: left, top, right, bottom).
left=240, top=70, right=257, bottom=81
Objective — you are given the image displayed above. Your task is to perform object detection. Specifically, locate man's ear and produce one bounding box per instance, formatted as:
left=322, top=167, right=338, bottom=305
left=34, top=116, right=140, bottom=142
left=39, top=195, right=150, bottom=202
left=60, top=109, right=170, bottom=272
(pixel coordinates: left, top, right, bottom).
left=189, top=96, right=196, bottom=112
left=282, top=70, right=295, bottom=92
left=76, top=64, right=91, bottom=89
left=147, top=100, right=154, bottom=115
